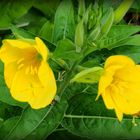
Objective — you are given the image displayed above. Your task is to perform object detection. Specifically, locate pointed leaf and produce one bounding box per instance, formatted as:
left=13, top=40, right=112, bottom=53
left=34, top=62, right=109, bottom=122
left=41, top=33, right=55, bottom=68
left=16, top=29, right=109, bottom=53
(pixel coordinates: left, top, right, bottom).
left=53, top=39, right=82, bottom=62
left=98, top=25, right=140, bottom=49
left=3, top=97, right=67, bottom=140
left=62, top=93, right=140, bottom=139
left=52, top=0, right=75, bottom=43
left=71, top=67, right=103, bottom=83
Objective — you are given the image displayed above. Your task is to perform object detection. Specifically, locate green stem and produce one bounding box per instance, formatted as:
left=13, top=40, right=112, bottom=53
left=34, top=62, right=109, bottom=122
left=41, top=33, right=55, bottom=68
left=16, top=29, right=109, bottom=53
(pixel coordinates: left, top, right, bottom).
left=58, top=61, right=80, bottom=99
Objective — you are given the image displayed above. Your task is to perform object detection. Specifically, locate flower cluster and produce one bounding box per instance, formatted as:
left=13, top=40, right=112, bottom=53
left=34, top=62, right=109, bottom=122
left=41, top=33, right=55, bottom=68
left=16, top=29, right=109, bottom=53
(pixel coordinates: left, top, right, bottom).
left=0, top=37, right=140, bottom=122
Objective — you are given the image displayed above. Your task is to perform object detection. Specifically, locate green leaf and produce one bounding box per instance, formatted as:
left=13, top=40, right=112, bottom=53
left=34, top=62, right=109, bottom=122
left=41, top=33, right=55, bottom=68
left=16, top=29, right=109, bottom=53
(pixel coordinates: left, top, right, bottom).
left=3, top=97, right=68, bottom=140
left=103, top=0, right=121, bottom=10
left=0, top=117, right=3, bottom=129
left=98, top=25, right=140, bottom=50
left=62, top=93, right=140, bottom=139
left=108, top=25, right=140, bottom=39
left=131, top=0, right=140, bottom=11
left=100, top=8, right=114, bottom=37
left=33, top=0, right=60, bottom=19
left=10, top=25, right=34, bottom=39
left=71, top=67, right=103, bottom=83
left=15, top=8, right=48, bottom=36
left=81, top=57, right=102, bottom=68
left=0, top=62, right=27, bottom=108
left=47, top=129, right=90, bottom=140
left=0, top=117, right=20, bottom=138
left=0, top=101, right=22, bottom=120
left=114, top=0, right=134, bottom=24
left=53, top=39, right=82, bottom=62
left=0, top=0, right=34, bottom=28
left=112, top=35, right=140, bottom=62
left=52, top=0, right=75, bottom=43
left=125, top=35, right=140, bottom=46
left=24, top=17, right=47, bottom=36
left=39, top=21, right=54, bottom=42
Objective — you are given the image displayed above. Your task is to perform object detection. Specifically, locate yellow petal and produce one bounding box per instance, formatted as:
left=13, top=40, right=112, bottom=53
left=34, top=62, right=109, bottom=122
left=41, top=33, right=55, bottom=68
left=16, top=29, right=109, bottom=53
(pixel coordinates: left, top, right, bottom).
left=35, top=37, right=49, bottom=61
left=10, top=69, right=41, bottom=102
left=115, top=107, right=123, bottom=122
left=38, top=61, right=56, bottom=89
left=0, top=43, right=22, bottom=64
left=117, top=82, right=140, bottom=114
left=115, top=81, right=140, bottom=103
left=110, top=85, right=140, bottom=114
left=28, top=86, right=56, bottom=109
left=10, top=63, right=56, bottom=109
left=105, top=55, right=135, bottom=71
left=2, top=39, right=34, bottom=49
left=11, top=89, right=34, bottom=103
left=4, top=62, right=18, bottom=88
left=27, top=61, right=57, bottom=109
left=0, top=40, right=36, bottom=64
left=102, top=87, right=115, bottom=109
left=97, top=71, right=113, bottom=99
left=124, top=83, right=140, bottom=103
left=115, top=65, right=140, bottom=82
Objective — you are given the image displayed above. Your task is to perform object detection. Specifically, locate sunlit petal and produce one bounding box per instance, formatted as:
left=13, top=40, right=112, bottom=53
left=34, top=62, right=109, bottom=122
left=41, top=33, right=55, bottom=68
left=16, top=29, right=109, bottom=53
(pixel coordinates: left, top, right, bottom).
left=105, top=55, right=135, bottom=73
left=10, top=68, right=41, bottom=102
left=102, top=87, right=115, bottom=109
left=38, top=61, right=57, bottom=93
left=0, top=43, right=22, bottom=64
left=28, top=86, right=56, bottom=109
left=4, top=62, right=18, bottom=88
left=97, top=72, right=113, bottom=99
left=35, top=37, right=49, bottom=61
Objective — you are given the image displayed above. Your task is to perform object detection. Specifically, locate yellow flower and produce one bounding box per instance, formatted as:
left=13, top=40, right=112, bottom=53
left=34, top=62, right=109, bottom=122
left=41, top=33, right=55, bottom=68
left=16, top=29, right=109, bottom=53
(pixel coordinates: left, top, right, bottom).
left=97, top=55, right=140, bottom=121
left=0, top=37, right=57, bottom=109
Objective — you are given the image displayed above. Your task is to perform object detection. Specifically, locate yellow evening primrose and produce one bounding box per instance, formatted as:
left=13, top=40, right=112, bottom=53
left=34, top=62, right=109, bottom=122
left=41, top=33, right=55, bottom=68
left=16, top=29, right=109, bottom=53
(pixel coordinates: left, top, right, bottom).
left=0, top=37, right=57, bottom=109
left=97, top=55, right=140, bottom=121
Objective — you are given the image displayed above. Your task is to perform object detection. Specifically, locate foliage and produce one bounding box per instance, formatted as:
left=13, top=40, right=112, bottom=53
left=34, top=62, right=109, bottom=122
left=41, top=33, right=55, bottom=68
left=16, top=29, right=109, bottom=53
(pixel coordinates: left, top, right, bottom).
left=0, top=0, right=140, bottom=139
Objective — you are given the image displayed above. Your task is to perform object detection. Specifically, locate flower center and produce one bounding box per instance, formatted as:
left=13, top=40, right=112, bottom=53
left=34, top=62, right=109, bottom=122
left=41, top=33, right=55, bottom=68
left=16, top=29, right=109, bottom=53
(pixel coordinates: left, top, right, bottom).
left=17, top=50, right=43, bottom=75
left=36, top=53, right=42, bottom=61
